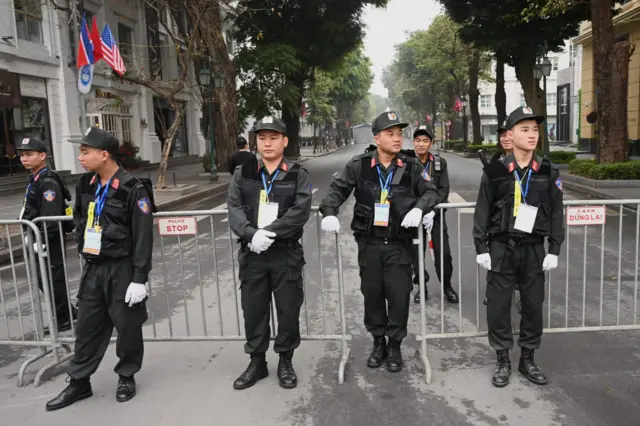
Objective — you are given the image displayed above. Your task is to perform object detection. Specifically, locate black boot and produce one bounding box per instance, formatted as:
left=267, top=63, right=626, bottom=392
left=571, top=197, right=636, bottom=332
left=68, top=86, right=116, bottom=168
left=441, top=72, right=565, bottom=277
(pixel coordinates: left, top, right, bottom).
left=444, top=287, right=459, bottom=304
left=277, top=350, right=297, bottom=389
left=491, top=350, right=511, bottom=388
left=233, top=354, right=268, bottom=390
left=116, top=375, right=136, bottom=402
left=366, top=336, right=387, bottom=368
left=518, top=349, right=547, bottom=385
left=386, top=339, right=403, bottom=372
left=414, top=285, right=429, bottom=303
left=45, top=377, right=92, bottom=411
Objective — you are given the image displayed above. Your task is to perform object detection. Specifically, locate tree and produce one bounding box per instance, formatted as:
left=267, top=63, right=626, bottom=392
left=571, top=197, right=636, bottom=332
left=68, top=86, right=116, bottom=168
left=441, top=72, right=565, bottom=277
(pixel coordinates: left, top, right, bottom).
left=233, top=0, right=387, bottom=157
left=441, top=0, right=590, bottom=152
left=368, top=93, right=389, bottom=122
left=522, top=0, right=631, bottom=163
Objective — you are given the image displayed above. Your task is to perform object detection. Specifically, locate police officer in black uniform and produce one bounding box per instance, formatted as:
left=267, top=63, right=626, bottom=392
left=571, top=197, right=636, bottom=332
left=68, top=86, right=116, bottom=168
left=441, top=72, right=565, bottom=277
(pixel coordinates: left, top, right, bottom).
left=46, top=127, right=154, bottom=411
left=407, top=125, right=458, bottom=304
left=473, top=106, right=564, bottom=388
left=320, top=111, right=439, bottom=373
left=16, top=137, right=76, bottom=332
left=228, top=116, right=312, bottom=390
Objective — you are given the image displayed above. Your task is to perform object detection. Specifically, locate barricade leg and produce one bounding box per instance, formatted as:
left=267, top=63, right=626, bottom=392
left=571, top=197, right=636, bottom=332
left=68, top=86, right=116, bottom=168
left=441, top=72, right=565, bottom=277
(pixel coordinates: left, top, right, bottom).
left=414, top=227, right=432, bottom=383
left=334, top=233, right=351, bottom=384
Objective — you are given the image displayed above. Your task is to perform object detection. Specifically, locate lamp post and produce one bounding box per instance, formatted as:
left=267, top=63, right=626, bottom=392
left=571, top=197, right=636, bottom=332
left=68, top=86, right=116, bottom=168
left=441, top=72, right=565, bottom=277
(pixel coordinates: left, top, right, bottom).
left=462, top=98, right=468, bottom=143
left=199, top=67, right=226, bottom=182
left=541, top=57, right=552, bottom=155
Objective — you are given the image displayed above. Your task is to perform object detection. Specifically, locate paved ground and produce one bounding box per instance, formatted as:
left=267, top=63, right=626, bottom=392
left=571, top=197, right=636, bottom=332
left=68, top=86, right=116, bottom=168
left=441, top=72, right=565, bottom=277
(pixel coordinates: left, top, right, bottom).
left=1, top=142, right=639, bottom=425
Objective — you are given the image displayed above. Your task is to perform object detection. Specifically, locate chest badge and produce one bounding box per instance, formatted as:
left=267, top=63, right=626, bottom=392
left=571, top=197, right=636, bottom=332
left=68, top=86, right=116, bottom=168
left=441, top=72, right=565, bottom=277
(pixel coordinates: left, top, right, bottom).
left=43, top=190, right=56, bottom=202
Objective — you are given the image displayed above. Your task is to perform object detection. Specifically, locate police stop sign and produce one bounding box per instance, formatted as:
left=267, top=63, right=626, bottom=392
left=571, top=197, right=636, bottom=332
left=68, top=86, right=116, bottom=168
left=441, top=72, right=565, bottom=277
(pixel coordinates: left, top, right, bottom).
left=158, top=217, right=197, bottom=236
left=566, top=206, right=606, bottom=226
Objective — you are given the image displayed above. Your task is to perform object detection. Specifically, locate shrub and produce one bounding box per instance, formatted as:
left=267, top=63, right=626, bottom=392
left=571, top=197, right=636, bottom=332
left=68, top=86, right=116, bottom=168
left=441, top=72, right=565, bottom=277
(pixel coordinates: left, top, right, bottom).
left=548, top=151, right=577, bottom=164
left=116, top=141, right=143, bottom=170
left=465, top=143, right=499, bottom=153
left=202, top=152, right=212, bottom=172
left=568, top=159, right=640, bottom=180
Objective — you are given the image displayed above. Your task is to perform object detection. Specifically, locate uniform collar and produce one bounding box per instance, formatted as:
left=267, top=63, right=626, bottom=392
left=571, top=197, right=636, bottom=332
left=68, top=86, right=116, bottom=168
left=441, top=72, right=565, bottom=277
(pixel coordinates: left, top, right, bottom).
left=505, top=153, right=541, bottom=173
left=258, top=158, right=289, bottom=173
left=89, top=167, right=125, bottom=189
left=370, top=150, right=404, bottom=168
left=417, top=153, right=433, bottom=166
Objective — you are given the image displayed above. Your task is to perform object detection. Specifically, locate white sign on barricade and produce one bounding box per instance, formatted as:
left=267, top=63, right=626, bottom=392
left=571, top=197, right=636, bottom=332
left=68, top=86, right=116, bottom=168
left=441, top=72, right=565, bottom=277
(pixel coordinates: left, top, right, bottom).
left=158, top=217, right=197, bottom=236
left=566, top=206, right=607, bottom=226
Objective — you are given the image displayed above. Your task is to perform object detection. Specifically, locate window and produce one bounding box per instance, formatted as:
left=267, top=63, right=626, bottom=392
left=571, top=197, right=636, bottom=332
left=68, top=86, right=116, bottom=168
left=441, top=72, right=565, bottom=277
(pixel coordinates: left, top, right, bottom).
left=68, top=11, right=94, bottom=67
left=550, top=57, right=558, bottom=71
left=546, top=93, right=557, bottom=108
left=519, top=94, right=526, bottom=107
left=480, top=94, right=492, bottom=109
left=86, top=104, right=133, bottom=144
left=569, top=43, right=578, bottom=67
left=14, top=0, right=43, bottom=44
left=146, top=4, right=163, bottom=78
left=117, top=24, right=134, bottom=69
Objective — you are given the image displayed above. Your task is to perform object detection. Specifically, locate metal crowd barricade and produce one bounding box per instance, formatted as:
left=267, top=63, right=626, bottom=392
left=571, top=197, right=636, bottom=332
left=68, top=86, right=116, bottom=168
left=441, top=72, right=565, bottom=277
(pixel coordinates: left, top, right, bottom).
left=415, top=199, right=640, bottom=384
left=0, top=219, right=70, bottom=387
left=32, top=207, right=351, bottom=385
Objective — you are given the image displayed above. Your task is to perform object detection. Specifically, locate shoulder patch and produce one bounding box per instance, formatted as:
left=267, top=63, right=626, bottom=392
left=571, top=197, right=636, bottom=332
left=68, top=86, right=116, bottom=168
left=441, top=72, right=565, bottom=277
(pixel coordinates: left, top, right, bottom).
left=43, top=190, right=56, bottom=202
left=555, top=177, right=563, bottom=192
left=137, top=197, right=151, bottom=215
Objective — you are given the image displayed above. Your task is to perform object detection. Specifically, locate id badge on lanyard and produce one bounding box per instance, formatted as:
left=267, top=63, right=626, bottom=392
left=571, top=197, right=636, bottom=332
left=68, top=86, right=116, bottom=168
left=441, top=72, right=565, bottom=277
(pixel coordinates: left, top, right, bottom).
left=512, top=169, right=538, bottom=234
left=83, top=178, right=111, bottom=255
left=258, top=169, right=280, bottom=228
left=374, top=166, right=393, bottom=227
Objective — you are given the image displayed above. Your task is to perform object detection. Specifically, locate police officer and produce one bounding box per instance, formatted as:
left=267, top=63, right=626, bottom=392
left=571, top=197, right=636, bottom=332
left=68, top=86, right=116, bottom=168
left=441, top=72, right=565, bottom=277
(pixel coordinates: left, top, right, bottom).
left=407, top=125, right=458, bottom=304
left=473, top=106, right=564, bottom=388
left=319, top=111, right=439, bottom=373
left=16, top=138, right=76, bottom=333
left=46, top=127, right=154, bottom=411
left=227, top=116, right=312, bottom=390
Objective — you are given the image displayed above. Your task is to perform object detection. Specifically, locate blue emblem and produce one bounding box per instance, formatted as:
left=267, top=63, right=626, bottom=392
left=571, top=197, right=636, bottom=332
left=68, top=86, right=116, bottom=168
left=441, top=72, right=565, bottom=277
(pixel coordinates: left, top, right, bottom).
left=43, top=190, right=56, bottom=202
left=555, top=178, right=563, bottom=192
left=422, top=169, right=430, bottom=181
left=137, top=197, right=151, bottom=214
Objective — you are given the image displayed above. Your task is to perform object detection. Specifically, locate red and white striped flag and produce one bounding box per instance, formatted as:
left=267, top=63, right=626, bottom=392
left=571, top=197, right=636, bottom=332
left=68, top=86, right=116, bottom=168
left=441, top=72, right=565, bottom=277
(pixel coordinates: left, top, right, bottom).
left=101, top=24, right=126, bottom=76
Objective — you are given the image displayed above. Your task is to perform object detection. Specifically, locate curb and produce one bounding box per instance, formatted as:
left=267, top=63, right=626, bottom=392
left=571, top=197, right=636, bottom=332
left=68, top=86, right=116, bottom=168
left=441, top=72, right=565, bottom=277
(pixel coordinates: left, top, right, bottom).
left=561, top=180, right=638, bottom=212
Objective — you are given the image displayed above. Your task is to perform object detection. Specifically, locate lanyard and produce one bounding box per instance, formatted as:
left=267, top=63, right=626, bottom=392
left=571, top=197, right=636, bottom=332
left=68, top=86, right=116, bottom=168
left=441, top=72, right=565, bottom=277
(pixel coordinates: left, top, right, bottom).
left=513, top=169, right=532, bottom=202
left=260, top=169, right=280, bottom=197
left=94, top=178, right=112, bottom=224
left=25, top=168, right=49, bottom=201
left=423, top=161, right=430, bottom=176
left=376, top=165, right=394, bottom=193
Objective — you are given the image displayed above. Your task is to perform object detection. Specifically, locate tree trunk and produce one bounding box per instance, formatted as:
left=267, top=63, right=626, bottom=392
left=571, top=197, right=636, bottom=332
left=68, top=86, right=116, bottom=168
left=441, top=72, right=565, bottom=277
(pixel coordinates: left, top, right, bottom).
left=469, top=50, right=482, bottom=144
left=495, top=58, right=507, bottom=126
left=514, top=54, right=546, bottom=152
left=602, top=41, right=631, bottom=163
left=591, top=0, right=615, bottom=163
left=156, top=104, right=184, bottom=189
left=283, top=87, right=303, bottom=158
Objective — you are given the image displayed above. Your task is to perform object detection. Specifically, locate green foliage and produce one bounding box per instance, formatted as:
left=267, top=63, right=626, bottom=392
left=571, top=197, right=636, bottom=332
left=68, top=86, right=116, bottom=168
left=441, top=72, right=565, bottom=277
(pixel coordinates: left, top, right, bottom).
left=367, top=93, right=388, bottom=122
left=202, top=152, right=212, bottom=173
left=464, top=143, right=499, bottom=153
left=116, top=141, right=143, bottom=170
left=547, top=151, right=577, bottom=164
left=568, top=159, right=640, bottom=180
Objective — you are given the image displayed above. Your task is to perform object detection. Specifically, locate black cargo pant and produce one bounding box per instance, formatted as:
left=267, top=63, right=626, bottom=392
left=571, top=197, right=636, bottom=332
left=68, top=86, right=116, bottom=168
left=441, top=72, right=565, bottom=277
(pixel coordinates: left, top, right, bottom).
left=412, top=215, right=454, bottom=289
left=67, top=257, right=147, bottom=379
left=486, top=239, right=545, bottom=351
left=357, top=237, right=413, bottom=341
left=238, top=241, right=305, bottom=355
left=34, top=235, right=74, bottom=323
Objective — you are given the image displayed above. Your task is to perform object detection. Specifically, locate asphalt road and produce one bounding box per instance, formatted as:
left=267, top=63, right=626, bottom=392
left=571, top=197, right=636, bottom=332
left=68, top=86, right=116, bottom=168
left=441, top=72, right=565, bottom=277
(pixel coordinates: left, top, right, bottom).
left=1, top=143, right=640, bottom=425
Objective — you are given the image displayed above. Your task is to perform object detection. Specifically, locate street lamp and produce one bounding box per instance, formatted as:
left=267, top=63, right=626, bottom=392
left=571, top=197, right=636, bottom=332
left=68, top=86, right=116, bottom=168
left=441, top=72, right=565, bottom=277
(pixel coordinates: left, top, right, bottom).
left=541, top=56, right=552, bottom=155
left=462, top=98, right=468, bottom=143
left=199, top=67, right=226, bottom=182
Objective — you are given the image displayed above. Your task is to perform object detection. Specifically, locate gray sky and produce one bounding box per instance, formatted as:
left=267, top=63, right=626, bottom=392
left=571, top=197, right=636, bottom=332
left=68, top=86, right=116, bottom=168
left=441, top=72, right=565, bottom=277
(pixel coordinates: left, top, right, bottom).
left=362, top=0, right=443, bottom=97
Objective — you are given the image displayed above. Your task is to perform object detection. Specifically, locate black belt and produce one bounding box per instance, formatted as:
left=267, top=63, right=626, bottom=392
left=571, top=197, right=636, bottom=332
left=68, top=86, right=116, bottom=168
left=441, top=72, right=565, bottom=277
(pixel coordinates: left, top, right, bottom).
left=239, top=239, right=300, bottom=249
left=490, top=234, right=544, bottom=246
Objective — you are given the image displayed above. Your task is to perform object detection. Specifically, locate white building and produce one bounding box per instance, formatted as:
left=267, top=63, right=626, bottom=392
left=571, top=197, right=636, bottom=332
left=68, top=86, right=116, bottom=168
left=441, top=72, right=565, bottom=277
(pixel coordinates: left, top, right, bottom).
left=475, top=45, right=575, bottom=143
left=0, top=0, right=208, bottom=177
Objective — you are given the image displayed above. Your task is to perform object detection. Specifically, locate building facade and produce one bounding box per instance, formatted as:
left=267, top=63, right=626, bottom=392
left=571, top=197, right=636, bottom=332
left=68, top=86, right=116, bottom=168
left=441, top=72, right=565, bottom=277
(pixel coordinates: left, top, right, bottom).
left=0, top=0, right=207, bottom=177
left=574, top=0, right=640, bottom=154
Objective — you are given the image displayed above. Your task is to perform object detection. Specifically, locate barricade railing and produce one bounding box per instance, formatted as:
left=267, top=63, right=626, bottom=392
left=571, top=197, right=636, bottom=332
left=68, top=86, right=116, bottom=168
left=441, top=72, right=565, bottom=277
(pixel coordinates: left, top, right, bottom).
left=0, top=219, right=70, bottom=387
left=415, top=199, right=640, bottom=384
left=30, top=207, right=351, bottom=385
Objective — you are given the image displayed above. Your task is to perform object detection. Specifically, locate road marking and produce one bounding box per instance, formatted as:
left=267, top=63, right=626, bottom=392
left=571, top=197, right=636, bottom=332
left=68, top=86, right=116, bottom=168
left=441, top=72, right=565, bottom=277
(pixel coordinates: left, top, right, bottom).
left=448, top=192, right=474, bottom=214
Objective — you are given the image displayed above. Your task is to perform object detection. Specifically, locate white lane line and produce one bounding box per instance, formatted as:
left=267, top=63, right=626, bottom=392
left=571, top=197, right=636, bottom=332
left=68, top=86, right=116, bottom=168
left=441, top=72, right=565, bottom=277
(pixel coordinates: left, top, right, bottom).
left=221, top=187, right=319, bottom=223
left=448, top=192, right=474, bottom=214
left=332, top=171, right=339, bottom=177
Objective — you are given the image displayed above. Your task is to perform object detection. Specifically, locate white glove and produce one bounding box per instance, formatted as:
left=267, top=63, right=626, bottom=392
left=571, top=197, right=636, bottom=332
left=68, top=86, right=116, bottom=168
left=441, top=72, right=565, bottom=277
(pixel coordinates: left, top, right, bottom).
left=250, top=229, right=276, bottom=254
left=476, top=253, right=491, bottom=270
left=125, top=283, right=148, bottom=307
left=321, top=215, right=341, bottom=232
left=401, top=208, right=423, bottom=228
left=422, top=211, right=436, bottom=232
left=542, top=254, right=558, bottom=271
left=25, top=235, right=29, bottom=245
left=33, top=243, right=47, bottom=257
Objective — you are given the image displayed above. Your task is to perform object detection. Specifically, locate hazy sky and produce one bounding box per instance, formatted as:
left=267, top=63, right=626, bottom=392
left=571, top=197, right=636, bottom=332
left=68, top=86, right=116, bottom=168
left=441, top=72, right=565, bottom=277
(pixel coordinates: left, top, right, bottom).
left=362, top=0, right=443, bottom=97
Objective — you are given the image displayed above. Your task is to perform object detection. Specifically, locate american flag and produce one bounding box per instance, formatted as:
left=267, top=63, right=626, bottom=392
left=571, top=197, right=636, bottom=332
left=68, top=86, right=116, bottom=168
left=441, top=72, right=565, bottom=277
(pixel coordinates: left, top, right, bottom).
left=101, top=24, right=126, bottom=76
